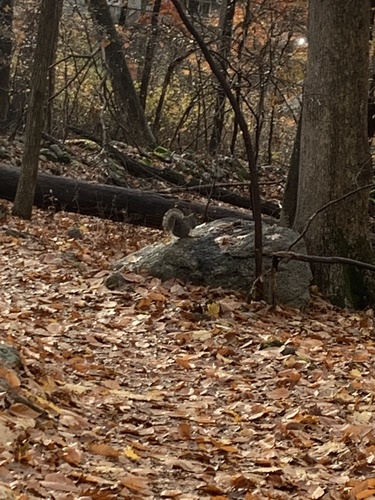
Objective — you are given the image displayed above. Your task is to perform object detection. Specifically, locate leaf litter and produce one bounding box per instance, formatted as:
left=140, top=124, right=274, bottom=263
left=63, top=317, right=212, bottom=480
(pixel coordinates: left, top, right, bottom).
left=0, top=203, right=374, bottom=499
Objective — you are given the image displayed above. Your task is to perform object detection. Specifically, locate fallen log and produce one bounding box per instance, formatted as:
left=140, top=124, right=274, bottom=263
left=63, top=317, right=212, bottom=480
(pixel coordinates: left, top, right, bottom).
left=0, top=165, right=274, bottom=228
left=68, top=125, right=281, bottom=218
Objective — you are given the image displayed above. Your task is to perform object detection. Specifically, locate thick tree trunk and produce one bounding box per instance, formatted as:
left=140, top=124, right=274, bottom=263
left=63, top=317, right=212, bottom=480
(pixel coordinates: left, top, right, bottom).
left=85, top=0, right=156, bottom=148
left=0, top=165, right=256, bottom=228
left=293, top=0, right=375, bottom=308
left=12, top=0, right=63, bottom=220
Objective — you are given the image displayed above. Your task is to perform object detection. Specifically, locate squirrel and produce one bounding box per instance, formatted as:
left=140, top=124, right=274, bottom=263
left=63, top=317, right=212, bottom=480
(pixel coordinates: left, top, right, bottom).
left=162, top=208, right=197, bottom=238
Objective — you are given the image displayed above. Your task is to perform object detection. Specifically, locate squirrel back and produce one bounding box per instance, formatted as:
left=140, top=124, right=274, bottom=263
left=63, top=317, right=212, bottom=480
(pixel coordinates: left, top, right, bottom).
left=162, top=208, right=197, bottom=238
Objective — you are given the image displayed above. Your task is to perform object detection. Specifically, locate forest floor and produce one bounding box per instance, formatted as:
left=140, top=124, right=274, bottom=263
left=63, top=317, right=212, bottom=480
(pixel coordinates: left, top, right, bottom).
left=0, top=204, right=374, bottom=500
left=0, top=141, right=374, bottom=499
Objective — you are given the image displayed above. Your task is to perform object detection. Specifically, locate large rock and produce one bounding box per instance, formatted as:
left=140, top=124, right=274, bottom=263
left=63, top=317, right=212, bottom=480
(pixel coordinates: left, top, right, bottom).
left=115, top=219, right=313, bottom=308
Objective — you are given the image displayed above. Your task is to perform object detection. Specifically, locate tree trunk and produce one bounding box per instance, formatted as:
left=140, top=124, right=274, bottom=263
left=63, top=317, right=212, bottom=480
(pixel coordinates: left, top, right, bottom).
left=280, top=109, right=302, bottom=228
left=209, top=0, right=236, bottom=155
left=85, top=0, right=156, bottom=148
left=0, top=165, right=256, bottom=228
left=171, top=0, right=263, bottom=297
left=0, top=0, right=13, bottom=131
left=68, top=124, right=280, bottom=217
left=46, top=10, right=61, bottom=135
left=230, top=0, right=251, bottom=155
left=152, top=51, right=193, bottom=134
left=12, top=0, right=63, bottom=220
left=293, top=0, right=375, bottom=308
left=139, top=0, right=161, bottom=110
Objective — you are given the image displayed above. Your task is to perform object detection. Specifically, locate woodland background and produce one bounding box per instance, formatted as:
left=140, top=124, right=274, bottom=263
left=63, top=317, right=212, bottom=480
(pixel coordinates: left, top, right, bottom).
left=0, top=1, right=375, bottom=499
left=0, top=0, right=306, bottom=162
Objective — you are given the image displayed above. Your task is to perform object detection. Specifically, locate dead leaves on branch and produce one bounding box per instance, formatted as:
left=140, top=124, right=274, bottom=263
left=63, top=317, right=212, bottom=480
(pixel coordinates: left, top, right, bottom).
left=0, top=204, right=375, bottom=498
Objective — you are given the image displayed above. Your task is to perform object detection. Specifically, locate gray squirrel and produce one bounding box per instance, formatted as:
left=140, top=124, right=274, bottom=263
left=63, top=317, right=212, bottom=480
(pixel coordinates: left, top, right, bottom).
left=162, top=208, right=197, bottom=238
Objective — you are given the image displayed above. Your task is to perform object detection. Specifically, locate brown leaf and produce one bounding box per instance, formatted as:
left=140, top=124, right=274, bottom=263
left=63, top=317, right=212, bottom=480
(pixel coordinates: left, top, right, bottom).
left=61, top=445, right=83, bottom=465
left=120, top=474, right=149, bottom=492
left=267, top=387, right=290, bottom=399
left=40, top=472, right=78, bottom=493
left=178, top=422, right=192, bottom=439
left=8, top=403, right=41, bottom=419
left=176, top=357, right=194, bottom=369
left=88, top=443, right=120, bottom=458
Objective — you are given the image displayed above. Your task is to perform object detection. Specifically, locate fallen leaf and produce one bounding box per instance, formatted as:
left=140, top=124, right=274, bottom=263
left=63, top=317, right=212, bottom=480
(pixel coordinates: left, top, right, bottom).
left=267, top=387, right=290, bottom=399
left=88, top=443, right=120, bottom=458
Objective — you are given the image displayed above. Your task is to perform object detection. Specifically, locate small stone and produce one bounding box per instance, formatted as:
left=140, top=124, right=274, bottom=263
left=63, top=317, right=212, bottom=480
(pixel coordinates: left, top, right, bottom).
left=105, top=272, right=129, bottom=290
left=67, top=227, right=83, bottom=239
left=0, top=344, right=22, bottom=369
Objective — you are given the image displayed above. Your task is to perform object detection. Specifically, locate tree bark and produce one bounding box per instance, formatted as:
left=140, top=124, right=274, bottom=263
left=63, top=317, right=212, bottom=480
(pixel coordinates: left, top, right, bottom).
left=293, top=0, right=375, bottom=308
left=12, top=0, right=63, bottom=219
left=85, top=0, right=156, bottom=148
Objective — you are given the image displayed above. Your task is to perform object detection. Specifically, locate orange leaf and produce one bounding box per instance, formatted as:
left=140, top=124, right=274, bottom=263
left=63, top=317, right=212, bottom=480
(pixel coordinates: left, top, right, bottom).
left=277, top=368, right=301, bottom=381
left=178, top=422, right=192, bottom=439
left=88, top=443, right=120, bottom=458
left=0, top=368, right=21, bottom=387
left=350, top=478, right=375, bottom=499
left=176, top=357, right=193, bottom=369
left=356, top=489, right=375, bottom=500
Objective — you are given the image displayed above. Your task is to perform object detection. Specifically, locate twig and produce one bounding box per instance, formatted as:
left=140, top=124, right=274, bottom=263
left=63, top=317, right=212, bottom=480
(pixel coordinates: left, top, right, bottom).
left=157, top=179, right=284, bottom=194
left=289, top=180, right=375, bottom=251
left=272, top=250, right=375, bottom=272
